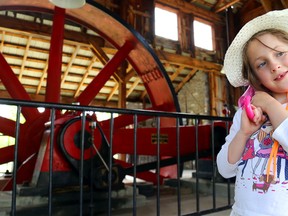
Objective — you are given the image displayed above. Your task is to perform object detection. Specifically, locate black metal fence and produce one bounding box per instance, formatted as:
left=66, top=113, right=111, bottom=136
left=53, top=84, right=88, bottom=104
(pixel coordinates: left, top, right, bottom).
left=0, top=98, right=234, bottom=216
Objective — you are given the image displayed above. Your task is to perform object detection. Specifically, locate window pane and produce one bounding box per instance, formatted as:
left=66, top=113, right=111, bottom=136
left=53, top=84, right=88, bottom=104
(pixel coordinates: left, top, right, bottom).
left=193, top=20, right=213, bottom=51
left=155, top=7, right=178, bottom=41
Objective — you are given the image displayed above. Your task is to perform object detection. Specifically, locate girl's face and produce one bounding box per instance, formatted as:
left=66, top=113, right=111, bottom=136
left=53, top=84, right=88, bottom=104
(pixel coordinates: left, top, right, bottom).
left=247, top=33, right=288, bottom=101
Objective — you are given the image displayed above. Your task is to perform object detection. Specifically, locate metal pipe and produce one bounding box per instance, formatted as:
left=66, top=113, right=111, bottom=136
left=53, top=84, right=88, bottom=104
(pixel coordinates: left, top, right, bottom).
left=11, top=105, right=21, bottom=216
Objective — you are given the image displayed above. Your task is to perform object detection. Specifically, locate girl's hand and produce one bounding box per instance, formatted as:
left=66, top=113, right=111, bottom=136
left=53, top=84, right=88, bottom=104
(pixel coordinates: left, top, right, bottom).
left=251, top=91, right=288, bottom=129
left=250, top=91, right=275, bottom=113
left=227, top=106, right=265, bottom=164
left=240, top=105, right=266, bottom=135
left=250, top=105, right=267, bottom=125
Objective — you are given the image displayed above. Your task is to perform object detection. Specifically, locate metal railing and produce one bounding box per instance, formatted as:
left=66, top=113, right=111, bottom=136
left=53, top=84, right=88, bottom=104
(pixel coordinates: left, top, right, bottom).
left=0, top=98, right=234, bottom=216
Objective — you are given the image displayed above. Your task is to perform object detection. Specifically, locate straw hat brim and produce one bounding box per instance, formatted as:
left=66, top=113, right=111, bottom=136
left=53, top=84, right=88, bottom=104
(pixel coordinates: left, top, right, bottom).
left=223, top=9, right=288, bottom=87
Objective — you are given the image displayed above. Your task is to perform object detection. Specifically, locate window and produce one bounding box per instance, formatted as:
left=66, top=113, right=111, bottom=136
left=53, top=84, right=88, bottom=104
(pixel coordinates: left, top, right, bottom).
left=154, top=7, right=178, bottom=41
left=193, top=20, right=214, bottom=51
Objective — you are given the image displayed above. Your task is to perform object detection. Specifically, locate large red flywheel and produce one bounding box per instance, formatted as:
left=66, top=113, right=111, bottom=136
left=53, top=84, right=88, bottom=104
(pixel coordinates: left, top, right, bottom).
left=0, top=0, right=181, bottom=190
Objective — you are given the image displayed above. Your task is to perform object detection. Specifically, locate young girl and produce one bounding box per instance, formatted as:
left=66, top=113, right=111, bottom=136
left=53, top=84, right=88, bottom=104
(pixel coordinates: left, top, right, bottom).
left=217, top=9, right=288, bottom=216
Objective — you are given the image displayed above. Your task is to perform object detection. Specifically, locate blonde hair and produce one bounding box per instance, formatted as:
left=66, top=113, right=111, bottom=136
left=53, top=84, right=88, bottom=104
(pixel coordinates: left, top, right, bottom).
left=242, top=28, right=288, bottom=92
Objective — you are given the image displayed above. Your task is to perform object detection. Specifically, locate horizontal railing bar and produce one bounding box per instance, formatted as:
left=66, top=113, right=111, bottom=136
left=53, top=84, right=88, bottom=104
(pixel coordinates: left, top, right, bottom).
left=0, top=98, right=232, bottom=121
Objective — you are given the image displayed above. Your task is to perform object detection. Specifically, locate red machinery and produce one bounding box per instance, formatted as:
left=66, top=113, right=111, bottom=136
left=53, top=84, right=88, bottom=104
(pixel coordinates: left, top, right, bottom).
left=0, top=0, right=228, bottom=192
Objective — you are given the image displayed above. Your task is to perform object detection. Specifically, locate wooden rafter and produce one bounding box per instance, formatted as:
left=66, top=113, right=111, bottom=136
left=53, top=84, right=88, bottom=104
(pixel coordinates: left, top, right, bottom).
left=212, top=0, right=225, bottom=11
left=127, top=77, right=141, bottom=97
left=61, top=45, right=80, bottom=86
left=260, top=0, right=272, bottom=11
left=175, top=68, right=197, bottom=93
left=169, top=65, right=185, bottom=81
left=90, top=39, right=109, bottom=65
left=19, top=35, right=32, bottom=81
left=90, top=39, right=121, bottom=100
left=0, top=30, right=5, bottom=52
left=156, top=0, right=223, bottom=22
left=74, top=55, right=97, bottom=97
left=36, top=60, right=48, bottom=94
left=214, top=0, right=242, bottom=13
left=107, top=83, right=119, bottom=101
left=281, top=0, right=288, bottom=8
left=155, top=50, right=222, bottom=73
left=124, top=65, right=135, bottom=82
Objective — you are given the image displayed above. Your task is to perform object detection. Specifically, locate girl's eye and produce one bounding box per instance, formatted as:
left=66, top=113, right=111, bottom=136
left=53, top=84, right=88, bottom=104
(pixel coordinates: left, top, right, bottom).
left=257, top=61, right=266, bottom=69
left=276, top=51, right=286, bottom=57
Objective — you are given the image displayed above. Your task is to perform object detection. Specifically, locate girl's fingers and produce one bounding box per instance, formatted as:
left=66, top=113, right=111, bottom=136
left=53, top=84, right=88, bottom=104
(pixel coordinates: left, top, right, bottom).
left=252, top=107, right=265, bottom=124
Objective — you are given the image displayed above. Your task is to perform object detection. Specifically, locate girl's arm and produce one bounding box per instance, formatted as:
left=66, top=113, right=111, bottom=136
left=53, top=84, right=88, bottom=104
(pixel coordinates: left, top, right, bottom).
left=217, top=109, right=243, bottom=178
left=217, top=107, right=265, bottom=178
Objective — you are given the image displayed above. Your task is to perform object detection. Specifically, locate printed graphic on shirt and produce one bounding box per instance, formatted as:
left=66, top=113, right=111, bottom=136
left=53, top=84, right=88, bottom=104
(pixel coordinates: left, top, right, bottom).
left=237, top=121, right=288, bottom=193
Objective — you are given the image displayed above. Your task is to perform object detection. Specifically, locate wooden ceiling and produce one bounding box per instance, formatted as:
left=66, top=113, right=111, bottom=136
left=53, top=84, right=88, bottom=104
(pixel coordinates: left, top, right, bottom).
left=188, top=0, right=287, bottom=13
left=0, top=0, right=286, bottom=108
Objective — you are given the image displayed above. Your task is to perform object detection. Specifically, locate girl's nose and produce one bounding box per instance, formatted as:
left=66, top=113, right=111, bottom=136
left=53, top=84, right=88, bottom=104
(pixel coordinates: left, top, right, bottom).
left=271, top=64, right=281, bottom=73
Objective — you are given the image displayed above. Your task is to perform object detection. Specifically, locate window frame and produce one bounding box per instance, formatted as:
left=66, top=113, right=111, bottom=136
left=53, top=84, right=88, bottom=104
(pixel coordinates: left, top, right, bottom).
left=193, top=18, right=215, bottom=51
left=154, top=4, right=179, bottom=41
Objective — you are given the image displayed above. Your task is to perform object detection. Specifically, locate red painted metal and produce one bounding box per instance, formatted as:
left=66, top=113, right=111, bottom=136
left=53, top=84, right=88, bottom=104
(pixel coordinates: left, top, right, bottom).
left=36, top=117, right=228, bottom=185
left=77, top=40, right=136, bottom=105
left=39, top=127, right=76, bottom=173
left=111, top=125, right=214, bottom=156
left=61, top=119, right=97, bottom=160
left=2, top=154, right=37, bottom=191
left=0, top=145, right=14, bottom=165
left=0, top=53, right=39, bottom=122
left=99, top=104, right=169, bottom=130
left=0, top=116, right=17, bottom=137
left=45, top=6, right=66, bottom=103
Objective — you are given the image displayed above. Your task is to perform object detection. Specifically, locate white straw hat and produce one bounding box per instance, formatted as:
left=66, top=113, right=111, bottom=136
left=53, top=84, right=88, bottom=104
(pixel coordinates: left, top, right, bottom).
left=223, top=9, right=288, bottom=87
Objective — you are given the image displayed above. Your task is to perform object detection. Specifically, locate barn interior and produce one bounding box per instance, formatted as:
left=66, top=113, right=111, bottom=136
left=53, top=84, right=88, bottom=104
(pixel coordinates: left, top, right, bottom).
left=0, top=0, right=286, bottom=215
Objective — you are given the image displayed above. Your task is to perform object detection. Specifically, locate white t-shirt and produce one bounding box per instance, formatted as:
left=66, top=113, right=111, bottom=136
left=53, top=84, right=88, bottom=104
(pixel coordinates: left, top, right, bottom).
left=217, top=106, right=288, bottom=216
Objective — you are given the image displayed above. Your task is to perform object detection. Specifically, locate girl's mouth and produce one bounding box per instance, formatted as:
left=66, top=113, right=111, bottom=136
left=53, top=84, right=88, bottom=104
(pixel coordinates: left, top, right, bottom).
left=275, top=71, right=288, bottom=81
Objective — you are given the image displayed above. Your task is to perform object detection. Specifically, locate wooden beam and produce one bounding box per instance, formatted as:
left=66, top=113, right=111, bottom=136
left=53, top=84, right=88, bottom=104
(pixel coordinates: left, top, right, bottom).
left=260, top=0, right=272, bottom=11
left=281, top=0, right=288, bottom=8
left=213, top=0, right=225, bottom=10
left=19, top=35, right=32, bottom=81
left=124, top=65, right=135, bottom=82
left=214, top=0, right=242, bottom=13
left=127, top=77, right=141, bottom=97
left=175, top=68, right=197, bottom=92
left=117, top=63, right=127, bottom=108
left=36, top=60, right=48, bottom=94
left=107, top=83, right=119, bottom=102
left=0, top=14, right=105, bottom=46
left=74, top=56, right=97, bottom=97
left=156, top=0, right=224, bottom=23
left=89, top=39, right=109, bottom=65
left=61, top=45, right=80, bottom=86
left=169, top=65, right=185, bottom=81
left=155, top=50, right=222, bottom=73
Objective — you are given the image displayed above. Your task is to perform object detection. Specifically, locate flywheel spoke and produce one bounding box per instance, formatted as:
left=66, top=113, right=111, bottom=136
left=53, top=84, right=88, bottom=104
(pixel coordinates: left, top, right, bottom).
left=77, top=40, right=135, bottom=105
left=0, top=116, right=20, bottom=137
left=0, top=54, right=39, bottom=121
left=45, top=6, right=66, bottom=103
